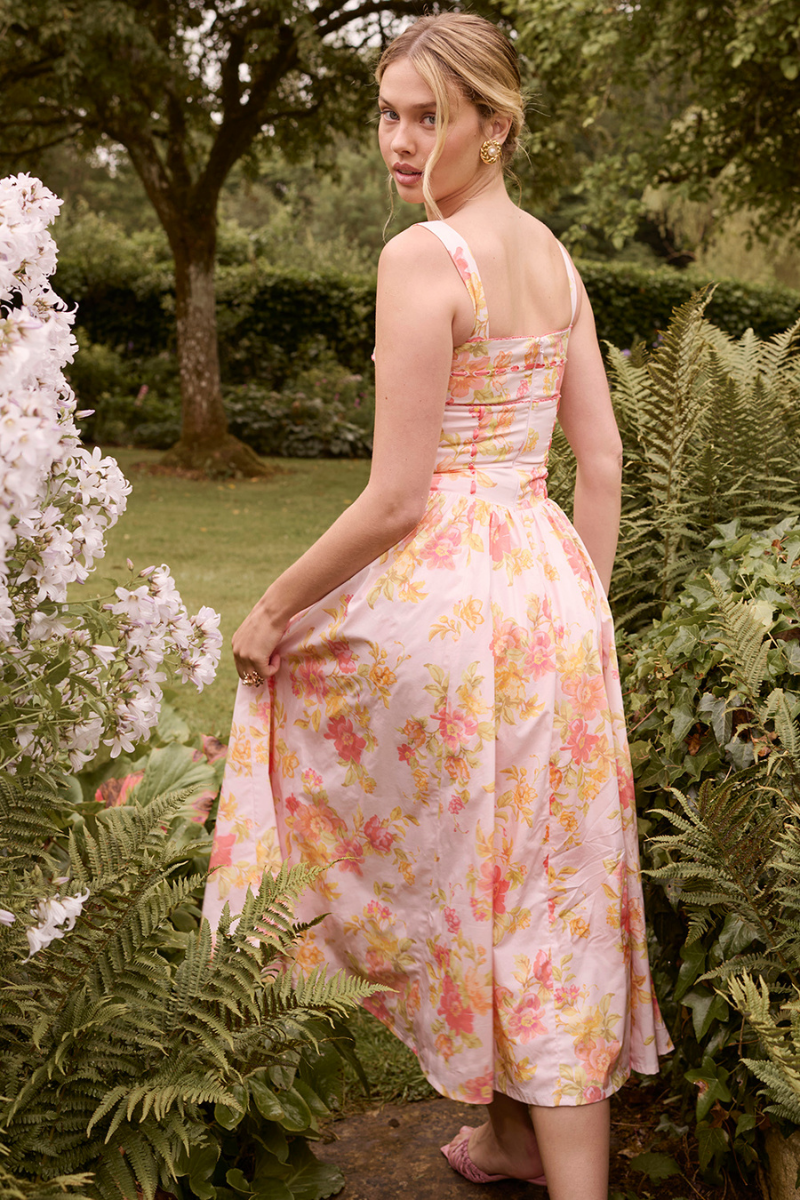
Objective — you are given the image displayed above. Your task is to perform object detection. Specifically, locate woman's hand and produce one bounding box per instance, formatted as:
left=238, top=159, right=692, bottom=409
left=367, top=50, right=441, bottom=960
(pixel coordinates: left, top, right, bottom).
left=231, top=601, right=286, bottom=687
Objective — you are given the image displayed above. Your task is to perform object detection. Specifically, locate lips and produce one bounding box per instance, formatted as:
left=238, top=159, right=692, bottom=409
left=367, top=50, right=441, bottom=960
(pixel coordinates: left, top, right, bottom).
left=393, top=163, right=423, bottom=185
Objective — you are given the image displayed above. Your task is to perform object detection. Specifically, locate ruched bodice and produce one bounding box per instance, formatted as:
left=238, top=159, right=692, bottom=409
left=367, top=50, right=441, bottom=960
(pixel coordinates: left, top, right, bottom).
left=422, top=220, right=576, bottom=509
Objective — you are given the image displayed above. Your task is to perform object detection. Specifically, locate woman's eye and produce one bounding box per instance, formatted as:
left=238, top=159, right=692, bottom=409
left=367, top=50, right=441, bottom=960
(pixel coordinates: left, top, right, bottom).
left=423, top=114, right=437, bottom=126
left=379, top=109, right=398, bottom=121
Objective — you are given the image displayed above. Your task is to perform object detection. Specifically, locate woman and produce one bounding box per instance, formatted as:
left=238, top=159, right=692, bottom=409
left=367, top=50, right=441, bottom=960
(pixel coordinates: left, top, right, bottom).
left=204, top=13, right=671, bottom=1198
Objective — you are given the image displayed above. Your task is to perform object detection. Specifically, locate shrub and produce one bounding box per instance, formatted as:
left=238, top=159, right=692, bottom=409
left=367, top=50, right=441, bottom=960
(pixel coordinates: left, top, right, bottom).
left=619, top=519, right=800, bottom=1182
left=0, top=175, right=221, bottom=775
left=225, top=369, right=373, bottom=460
left=0, top=773, right=374, bottom=1200
left=54, top=218, right=799, bottom=436
left=548, top=293, right=800, bottom=631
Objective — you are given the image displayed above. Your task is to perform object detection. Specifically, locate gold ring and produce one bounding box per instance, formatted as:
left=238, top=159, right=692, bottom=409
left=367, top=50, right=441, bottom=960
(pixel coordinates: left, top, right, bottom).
left=242, top=670, right=264, bottom=687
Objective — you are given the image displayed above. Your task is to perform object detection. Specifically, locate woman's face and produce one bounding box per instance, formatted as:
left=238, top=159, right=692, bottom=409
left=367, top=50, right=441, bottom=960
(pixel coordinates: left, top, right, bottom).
left=378, top=57, right=494, bottom=210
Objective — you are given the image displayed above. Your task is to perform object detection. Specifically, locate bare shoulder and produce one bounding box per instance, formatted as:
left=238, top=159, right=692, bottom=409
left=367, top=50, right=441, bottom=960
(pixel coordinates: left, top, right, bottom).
left=378, top=223, right=451, bottom=277
left=520, top=210, right=577, bottom=263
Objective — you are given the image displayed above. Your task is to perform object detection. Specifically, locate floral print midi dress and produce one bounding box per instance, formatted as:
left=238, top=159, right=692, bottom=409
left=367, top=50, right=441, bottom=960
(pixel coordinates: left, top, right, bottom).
left=203, top=220, right=672, bottom=1106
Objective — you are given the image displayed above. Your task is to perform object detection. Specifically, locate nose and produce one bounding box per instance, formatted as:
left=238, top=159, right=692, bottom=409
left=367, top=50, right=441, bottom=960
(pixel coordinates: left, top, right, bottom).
left=390, top=119, right=415, bottom=157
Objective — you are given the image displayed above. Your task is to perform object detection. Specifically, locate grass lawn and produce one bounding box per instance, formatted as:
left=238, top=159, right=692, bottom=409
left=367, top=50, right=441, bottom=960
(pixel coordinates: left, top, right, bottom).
left=98, top=448, right=371, bottom=738
left=98, top=448, right=435, bottom=1112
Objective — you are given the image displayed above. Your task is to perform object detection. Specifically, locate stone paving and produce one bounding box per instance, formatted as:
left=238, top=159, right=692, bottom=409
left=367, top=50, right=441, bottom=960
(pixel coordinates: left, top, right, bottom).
left=316, top=1098, right=547, bottom=1199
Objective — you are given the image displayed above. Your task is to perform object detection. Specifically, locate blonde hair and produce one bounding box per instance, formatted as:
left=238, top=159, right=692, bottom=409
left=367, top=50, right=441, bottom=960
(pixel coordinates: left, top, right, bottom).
left=376, top=13, right=525, bottom=220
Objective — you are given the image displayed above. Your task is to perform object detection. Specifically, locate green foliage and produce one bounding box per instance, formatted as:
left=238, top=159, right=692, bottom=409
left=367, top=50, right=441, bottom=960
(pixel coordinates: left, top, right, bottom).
left=548, top=294, right=800, bottom=629
left=727, top=975, right=800, bottom=1125
left=0, top=772, right=377, bottom=1200
left=511, top=0, right=800, bottom=247
left=60, top=222, right=800, bottom=463
left=619, top=520, right=800, bottom=1181
left=225, top=376, right=372, bottom=460
left=58, top=230, right=799, bottom=384
left=623, top=520, right=800, bottom=794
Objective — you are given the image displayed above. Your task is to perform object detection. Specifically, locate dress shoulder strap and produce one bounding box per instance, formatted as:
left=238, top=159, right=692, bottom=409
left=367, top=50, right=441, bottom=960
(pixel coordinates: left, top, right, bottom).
left=418, top=220, right=490, bottom=340
left=556, top=241, right=578, bottom=326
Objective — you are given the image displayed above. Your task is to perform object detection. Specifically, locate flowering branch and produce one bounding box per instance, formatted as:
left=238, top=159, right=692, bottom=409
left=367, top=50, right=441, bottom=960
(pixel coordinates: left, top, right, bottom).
left=0, top=174, right=222, bottom=774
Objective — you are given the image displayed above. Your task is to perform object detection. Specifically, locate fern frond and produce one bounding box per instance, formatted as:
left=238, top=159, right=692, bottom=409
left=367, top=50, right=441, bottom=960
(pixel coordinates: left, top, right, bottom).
left=707, top=576, right=770, bottom=702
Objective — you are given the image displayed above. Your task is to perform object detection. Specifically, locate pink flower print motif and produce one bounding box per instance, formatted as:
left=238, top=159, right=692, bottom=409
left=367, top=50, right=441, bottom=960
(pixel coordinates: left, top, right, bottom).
left=616, top=761, right=635, bottom=811
left=562, top=536, right=593, bottom=586
left=479, top=862, right=510, bottom=915
left=435, top=1032, right=455, bottom=1061
left=398, top=742, right=416, bottom=764
left=433, top=705, right=477, bottom=752
left=532, top=949, right=553, bottom=990
left=462, top=1069, right=494, bottom=1104
left=561, top=671, right=607, bottom=717
left=444, top=906, right=461, bottom=934
left=555, top=984, right=580, bottom=1008
left=507, top=994, right=546, bottom=1042
left=490, top=617, right=525, bottom=658
left=565, top=717, right=600, bottom=765
left=433, top=942, right=451, bottom=970
left=293, top=800, right=343, bottom=843
left=524, top=630, right=555, bottom=678
left=402, top=717, right=427, bottom=749
left=365, top=947, right=389, bottom=973
left=490, top=518, right=513, bottom=564
left=334, top=835, right=364, bottom=875
left=302, top=767, right=324, bottom=792
left=363, top=994, right=392, bottom=1023
left=448, top=794, right=465, bottom=815
left=364, top=814, right=394, bottom=853
left=284, top=793, right=299, bottom=815
left=583, top=1086, right=604, bottom=1103
left=524, top=340, right=543, bottom=370
left=292, top=657, right=328, bottom=703
left=209, top=831, right=236, bottom=870
left=578, top=1038, right=622, bottom=1084
left=619, top=882, right=631, bottom=940
left=365, top=899, right=392, bottom=922
left=450, top=357, right=492, bottom=399
left=328, top=638, right=356, bottom=675
left=421, top=526, right=462, bottom=570
left=438, top=974, right=474, bottom=1035
left=325, top=715, right=366, bottom=764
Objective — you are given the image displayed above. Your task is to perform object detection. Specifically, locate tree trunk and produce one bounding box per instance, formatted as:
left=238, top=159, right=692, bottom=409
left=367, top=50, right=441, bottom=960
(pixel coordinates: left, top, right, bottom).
left=160, top=215, right=267, bottom=477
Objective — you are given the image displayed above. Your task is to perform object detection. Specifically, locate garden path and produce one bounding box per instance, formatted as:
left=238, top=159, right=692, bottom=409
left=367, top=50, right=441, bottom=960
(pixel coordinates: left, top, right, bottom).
left=316, top=1098, right=541, bottom=1198
left=316, top=1089, right=733, bottom=1198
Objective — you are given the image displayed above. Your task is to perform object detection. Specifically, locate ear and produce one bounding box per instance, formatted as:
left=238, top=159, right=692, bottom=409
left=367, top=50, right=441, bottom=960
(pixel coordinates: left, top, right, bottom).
left=487, top=113, right=513, bottom=145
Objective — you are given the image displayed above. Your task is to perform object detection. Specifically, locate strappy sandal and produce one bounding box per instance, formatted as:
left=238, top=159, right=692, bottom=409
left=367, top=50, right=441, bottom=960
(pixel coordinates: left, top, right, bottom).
left=441, top=1125, right=547, bottom=1187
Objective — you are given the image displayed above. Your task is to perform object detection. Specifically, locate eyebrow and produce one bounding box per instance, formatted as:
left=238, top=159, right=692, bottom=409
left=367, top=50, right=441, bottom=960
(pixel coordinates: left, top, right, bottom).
left=377, top=95, right=437, bottom=110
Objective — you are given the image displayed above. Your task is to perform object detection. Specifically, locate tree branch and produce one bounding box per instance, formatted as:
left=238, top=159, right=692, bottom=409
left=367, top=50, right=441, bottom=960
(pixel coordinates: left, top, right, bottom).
left=315, top=0, right=422, bottom=37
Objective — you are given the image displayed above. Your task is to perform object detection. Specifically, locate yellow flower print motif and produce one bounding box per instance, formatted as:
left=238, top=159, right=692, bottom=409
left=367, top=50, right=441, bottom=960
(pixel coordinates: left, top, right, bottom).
left=294, top=934, right=326, bottom=970
left=227, top=732, right=252, bottom=776
left=202, top=219, right=673, bottom=1108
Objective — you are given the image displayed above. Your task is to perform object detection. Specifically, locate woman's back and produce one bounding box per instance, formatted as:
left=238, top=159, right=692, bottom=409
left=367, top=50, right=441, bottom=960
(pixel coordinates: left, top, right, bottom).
left=416, top=209, right=578, bottom=347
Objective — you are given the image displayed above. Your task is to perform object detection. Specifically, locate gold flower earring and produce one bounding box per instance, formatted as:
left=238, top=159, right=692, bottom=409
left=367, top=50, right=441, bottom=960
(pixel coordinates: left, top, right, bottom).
left=480, top=139, right=502, bottom=165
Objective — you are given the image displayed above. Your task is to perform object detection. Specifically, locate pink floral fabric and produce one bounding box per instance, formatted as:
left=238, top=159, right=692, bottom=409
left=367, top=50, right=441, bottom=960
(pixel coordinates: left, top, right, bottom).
left=203, top=220, right=672, bottom=1105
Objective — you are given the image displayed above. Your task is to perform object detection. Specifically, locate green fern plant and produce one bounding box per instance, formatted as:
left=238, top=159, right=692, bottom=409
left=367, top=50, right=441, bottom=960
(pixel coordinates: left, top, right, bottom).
left=547, top=296, right=800, bottom=630
left=0, top=774, right=377, bottom=1200
left=618, top=521, right=800, bottom=1180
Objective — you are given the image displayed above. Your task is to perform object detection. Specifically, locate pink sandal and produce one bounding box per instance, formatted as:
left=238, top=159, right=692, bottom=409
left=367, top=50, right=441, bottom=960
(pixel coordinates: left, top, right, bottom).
left=441, top=1125, right=547, bottom=1187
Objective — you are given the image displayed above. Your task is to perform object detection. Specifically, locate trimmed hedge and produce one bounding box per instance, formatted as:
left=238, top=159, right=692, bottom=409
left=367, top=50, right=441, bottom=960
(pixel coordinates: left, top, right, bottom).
left=579, top=259, right=800, bottom=350
left=56, top=252, right=800, bottom=385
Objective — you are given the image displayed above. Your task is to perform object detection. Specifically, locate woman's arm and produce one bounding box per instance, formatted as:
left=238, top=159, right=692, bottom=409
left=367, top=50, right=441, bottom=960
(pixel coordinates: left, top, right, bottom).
left=556, top=271, right=624, bottom=595
left=232, top=227, right=458, bottom=681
